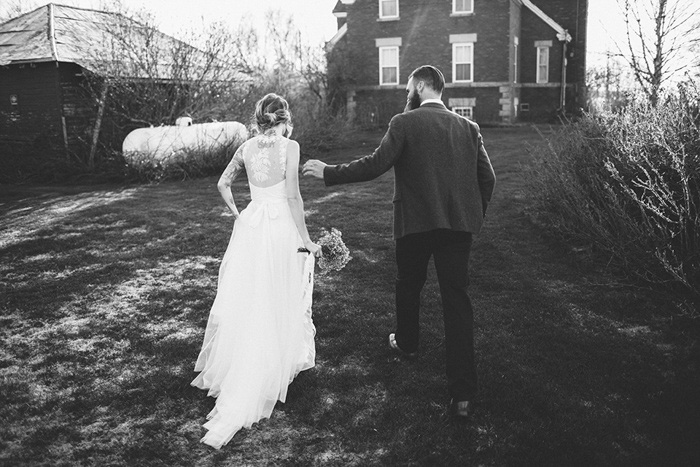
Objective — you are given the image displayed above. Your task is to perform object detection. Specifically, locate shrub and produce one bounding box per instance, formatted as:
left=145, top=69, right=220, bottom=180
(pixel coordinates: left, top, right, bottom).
left=288, top=105, right=355, bottom=158
left=0, top=142, right=128, bottom=185
left=527, top=88, right=700, bottom=314
left=122, top=138, right=242, bottom=183
left=119, top=108, right=354, bottom=183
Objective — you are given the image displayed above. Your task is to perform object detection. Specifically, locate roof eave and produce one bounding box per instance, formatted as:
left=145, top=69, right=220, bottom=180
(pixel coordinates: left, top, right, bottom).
left=325, top=22, right=347, bottom=52
left=521, top=0, right=572, bottom=42
left=0, top=57, right=55, bottom=66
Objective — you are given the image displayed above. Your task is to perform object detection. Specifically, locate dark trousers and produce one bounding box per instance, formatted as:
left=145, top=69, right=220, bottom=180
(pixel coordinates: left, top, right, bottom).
left=395, top=229, right=477, bottom=401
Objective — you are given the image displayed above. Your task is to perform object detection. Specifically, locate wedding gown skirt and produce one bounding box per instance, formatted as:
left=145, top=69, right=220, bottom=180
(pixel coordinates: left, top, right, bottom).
left=191, top=181, right=315, bottom=449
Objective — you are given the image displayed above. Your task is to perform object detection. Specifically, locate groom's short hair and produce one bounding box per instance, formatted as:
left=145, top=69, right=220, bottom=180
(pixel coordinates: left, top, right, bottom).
left=408, top=65, right=445, bottom=94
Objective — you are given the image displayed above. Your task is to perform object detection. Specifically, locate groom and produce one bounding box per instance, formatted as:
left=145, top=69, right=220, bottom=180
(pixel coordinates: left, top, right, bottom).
left=303, top=65, right=495, bottom=417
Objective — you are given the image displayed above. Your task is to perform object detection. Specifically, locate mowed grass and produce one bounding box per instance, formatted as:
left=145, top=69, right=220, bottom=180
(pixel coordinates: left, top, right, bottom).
left=1, top=126, right=698, bottom=466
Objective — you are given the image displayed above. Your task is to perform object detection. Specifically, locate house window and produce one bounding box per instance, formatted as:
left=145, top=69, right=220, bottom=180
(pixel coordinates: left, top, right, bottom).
left=379, top=0, right=399, bottom=20
left=452, top=43, right=473, bottom=83
left=379, top=46, right=399, bottom=85
left=453, top=106, right=473, bottom=119
left=452, top=0, right=474, bottom=15
left=537, top=46, right=549, bottom=83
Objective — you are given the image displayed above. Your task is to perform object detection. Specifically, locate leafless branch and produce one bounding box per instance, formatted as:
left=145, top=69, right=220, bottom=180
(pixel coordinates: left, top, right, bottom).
left=617, top=0, right=700, bottom=105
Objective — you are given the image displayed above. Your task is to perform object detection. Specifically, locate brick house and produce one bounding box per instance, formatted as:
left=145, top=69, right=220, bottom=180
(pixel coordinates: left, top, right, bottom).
left=327, top=0, right=588, bottom=125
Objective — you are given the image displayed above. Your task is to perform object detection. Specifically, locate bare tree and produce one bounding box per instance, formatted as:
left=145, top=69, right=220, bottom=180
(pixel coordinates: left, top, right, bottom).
left=619, top=0, right=700, bottom=105
left=586, top=51, right=636, bottom=111
left=0, top=0, right=38, bottom=22
left=263, top=11, right=329, bottom=106
left=92, top=11, right=251, bottom=120
left=1, top=0, right=119, bottom=22
left=224, top=18, right=269, bottom=76
left=62, top=5, right=256, bottom=168
left=87, top=5, right=333, bottom=151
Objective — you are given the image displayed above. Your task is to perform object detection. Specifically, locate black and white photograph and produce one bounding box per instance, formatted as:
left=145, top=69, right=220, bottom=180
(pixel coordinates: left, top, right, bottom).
left=1, top=0, right=698, bottom=465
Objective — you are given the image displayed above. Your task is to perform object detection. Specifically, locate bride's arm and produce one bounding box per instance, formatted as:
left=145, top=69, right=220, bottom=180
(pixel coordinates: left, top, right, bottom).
left=217, top=144, right=246, bottom=218
left=285, top=140, right=321, bottom=255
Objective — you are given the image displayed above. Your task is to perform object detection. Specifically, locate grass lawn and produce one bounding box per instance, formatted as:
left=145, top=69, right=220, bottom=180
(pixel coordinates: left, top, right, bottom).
left=1, top=126, right=698, bottom=466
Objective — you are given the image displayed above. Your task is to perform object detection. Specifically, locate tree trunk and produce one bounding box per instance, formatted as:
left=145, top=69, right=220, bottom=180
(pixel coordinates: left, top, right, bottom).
left=89, top=83, right=109, bottom=170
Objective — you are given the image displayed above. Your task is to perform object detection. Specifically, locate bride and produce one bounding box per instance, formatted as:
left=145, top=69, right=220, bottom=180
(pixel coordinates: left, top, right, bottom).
left=191, top=93, right=321, bottom=449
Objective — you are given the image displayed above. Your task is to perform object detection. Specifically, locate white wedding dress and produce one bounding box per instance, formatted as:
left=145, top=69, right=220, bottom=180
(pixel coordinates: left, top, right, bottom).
left=191, top=133, right=315, bottom=449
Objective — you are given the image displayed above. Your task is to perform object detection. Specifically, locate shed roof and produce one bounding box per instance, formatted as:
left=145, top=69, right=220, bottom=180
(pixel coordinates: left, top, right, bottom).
left=0, top=4, right=57, bottom=65
left=0, top=3, right=241, bottom=80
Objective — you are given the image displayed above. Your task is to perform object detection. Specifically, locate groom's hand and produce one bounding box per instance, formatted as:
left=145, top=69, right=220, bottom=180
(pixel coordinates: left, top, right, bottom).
left=302, top=160, right=327, bottom=179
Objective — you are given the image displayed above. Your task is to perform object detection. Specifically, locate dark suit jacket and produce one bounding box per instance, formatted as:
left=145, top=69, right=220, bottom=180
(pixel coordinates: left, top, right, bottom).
left=324, top=102, right=496, bottom=239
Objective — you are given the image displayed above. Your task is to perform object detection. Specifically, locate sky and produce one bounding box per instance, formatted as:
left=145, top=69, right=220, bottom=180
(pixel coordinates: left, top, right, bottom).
left=585, top=0, right=627, bottom=66
left=138, top=0, right=340, bottom=46
left=0, top=0, right=629, bottom=67
left=0, top=0, right=339, bottom=45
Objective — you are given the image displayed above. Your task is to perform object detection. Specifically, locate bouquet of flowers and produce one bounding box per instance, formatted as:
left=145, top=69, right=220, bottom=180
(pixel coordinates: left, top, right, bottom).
left=298, top=228, right=352, bottom=272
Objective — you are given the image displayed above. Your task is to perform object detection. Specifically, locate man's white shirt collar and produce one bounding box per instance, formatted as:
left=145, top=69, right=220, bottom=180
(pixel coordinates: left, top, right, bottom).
left=421, top=98, right=445, bottom=107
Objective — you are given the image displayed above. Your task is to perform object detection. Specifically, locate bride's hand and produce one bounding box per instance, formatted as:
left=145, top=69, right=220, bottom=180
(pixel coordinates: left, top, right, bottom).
left=304, top=241, right=322, bottom=257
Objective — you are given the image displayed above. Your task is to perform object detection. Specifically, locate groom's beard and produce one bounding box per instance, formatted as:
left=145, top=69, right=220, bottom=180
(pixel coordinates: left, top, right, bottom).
left=405, top=91, right=422, bottom=112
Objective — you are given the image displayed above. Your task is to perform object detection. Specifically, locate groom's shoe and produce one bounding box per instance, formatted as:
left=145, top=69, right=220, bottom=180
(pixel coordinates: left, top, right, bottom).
left=450, top=399, right=472, bottom=418
left=388, top=333, right=417, bottom=358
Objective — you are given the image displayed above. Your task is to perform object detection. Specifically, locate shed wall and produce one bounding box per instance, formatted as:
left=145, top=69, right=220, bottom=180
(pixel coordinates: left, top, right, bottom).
left=0, top=62, right=63, bottom=152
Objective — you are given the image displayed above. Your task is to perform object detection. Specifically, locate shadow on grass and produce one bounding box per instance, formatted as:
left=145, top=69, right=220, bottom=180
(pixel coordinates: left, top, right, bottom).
left=0, top=181, right=234, bottom=465
left=1, top=127, right=698, bottom=465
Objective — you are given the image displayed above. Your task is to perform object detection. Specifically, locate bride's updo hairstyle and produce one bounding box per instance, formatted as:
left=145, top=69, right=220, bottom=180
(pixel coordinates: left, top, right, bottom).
left=254, top=93, right=293, bottom=135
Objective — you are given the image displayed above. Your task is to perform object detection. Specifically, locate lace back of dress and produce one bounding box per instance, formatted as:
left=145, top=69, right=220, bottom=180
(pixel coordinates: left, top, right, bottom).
left=243, top=135, right=289, bottom=188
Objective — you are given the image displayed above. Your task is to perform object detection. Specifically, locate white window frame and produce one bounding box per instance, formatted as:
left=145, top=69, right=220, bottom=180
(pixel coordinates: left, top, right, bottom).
left=537, top=46, right=549, bottom=84
left=453, top=106, right=473, bottom=119
left=513, top=36, right=519, bottom=84
left=452, top=43, right=474, bottom=83
left=379, top=0, right=399, bottom=20
left=452, top=0, right=474, bottom=15
left=379, top=46, right=399, bottom=85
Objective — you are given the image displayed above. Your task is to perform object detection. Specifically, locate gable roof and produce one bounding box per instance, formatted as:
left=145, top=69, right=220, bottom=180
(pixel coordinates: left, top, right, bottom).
left=0, top=3, right=242, bottom=81
left=333, top=1, right=349, bottom=16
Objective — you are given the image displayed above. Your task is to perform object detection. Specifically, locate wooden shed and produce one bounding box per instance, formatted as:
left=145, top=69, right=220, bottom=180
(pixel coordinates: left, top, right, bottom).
left=0, top=3, right=233, bottom=172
